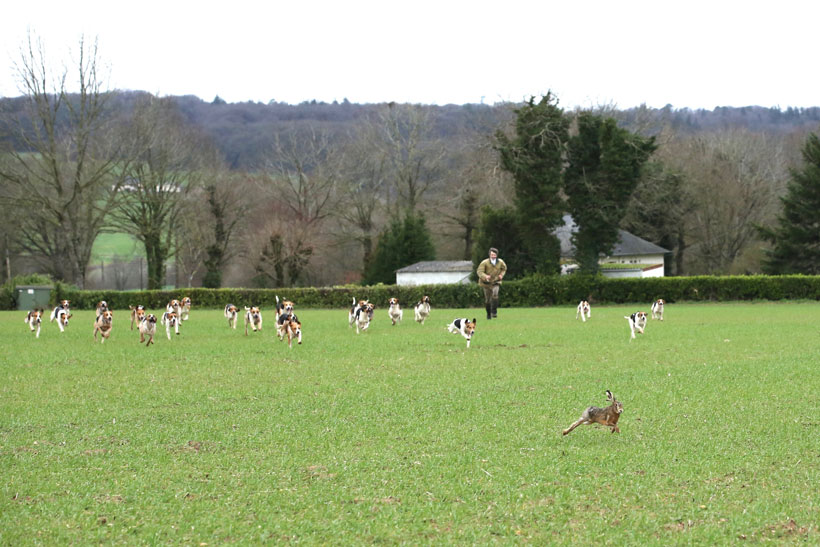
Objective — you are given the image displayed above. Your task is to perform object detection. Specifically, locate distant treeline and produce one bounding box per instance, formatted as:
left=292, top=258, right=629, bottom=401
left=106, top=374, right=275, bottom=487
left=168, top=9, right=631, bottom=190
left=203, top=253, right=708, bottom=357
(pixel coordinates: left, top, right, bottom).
left=2, top=92, right=819, bottom=171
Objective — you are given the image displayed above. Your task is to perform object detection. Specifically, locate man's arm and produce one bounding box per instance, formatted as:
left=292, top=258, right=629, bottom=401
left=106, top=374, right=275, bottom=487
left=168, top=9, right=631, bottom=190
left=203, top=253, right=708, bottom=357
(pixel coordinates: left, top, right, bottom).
left=477, top=260, right=491, bottom=282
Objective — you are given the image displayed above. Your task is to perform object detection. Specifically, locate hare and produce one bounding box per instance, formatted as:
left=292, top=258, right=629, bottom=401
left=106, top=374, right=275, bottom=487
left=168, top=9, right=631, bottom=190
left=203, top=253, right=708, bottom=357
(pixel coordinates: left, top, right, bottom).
left=562, top=390, right=623, bottom=435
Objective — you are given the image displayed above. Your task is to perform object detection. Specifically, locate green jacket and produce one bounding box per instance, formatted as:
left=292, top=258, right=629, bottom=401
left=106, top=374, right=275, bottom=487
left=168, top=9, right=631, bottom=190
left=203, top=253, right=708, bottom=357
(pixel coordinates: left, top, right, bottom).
left=477, top=258, right=507, bottom=287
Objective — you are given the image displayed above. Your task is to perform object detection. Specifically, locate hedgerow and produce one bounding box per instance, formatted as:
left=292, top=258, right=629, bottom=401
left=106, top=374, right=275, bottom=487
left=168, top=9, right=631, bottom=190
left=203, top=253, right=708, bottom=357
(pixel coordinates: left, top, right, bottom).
left=7, top=274, right=813, bottom=310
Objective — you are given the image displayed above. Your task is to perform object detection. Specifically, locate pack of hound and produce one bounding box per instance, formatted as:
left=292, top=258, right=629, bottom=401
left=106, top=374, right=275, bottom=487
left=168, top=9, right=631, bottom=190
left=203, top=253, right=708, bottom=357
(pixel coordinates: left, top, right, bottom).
left=21, top=293, right=666, bottom=359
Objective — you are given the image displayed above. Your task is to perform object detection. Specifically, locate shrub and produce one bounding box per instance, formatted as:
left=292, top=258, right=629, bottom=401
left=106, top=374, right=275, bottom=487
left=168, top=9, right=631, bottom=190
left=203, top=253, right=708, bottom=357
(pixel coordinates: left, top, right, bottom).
left=13, top=274, right=817, bottom=311
left=1, top=274, right=54, bottom=310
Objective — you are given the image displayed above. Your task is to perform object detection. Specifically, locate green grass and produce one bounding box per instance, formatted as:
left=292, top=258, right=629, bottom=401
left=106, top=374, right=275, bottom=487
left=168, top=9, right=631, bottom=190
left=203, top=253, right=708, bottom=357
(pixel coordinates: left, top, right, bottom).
left=91, top=233, right=143, bottom=262
left=1, top=303, right=818, bottom=543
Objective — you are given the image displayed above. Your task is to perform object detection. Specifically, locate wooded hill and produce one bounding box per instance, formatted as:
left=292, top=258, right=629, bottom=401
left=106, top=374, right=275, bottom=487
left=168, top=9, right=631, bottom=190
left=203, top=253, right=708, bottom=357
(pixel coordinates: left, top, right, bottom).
left=3, top=92, right=820, bottom=171
left=2, top=89, right=820, bottom=289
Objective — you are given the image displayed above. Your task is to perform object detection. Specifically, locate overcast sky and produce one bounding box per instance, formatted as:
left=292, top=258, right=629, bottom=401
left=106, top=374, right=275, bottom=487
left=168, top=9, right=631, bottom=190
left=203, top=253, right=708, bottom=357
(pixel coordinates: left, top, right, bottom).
left=2, top=1, right=818, bottom=109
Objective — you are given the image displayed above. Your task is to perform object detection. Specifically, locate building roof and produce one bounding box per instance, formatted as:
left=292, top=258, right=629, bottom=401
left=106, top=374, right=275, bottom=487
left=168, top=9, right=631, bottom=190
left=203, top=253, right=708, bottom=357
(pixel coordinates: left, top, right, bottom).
left=555, top=214, right=670, bottom=257
left=396, top=260, right=474, bottom=273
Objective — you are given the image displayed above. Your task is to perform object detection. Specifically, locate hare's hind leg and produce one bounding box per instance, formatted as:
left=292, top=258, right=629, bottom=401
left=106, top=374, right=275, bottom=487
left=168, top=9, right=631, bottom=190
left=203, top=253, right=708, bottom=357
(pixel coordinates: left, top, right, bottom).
left=562, top=418, right=587, bottom=436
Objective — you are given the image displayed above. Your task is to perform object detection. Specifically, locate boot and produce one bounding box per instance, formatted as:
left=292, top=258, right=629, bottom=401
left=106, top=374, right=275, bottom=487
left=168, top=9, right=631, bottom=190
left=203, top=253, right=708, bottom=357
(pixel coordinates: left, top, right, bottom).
left=491, top=300, right=498, bottom=318
left=485, top=303, right=492, bottom=320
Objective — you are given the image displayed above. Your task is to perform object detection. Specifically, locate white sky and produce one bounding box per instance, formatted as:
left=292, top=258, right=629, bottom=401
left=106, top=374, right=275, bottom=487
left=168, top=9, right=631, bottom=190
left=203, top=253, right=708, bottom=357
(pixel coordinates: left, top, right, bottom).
left=2, top=1, right=818, bottom=109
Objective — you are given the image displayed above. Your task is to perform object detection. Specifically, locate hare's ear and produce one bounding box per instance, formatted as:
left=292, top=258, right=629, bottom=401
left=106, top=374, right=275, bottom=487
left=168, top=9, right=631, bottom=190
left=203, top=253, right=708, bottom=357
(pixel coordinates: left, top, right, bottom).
left=606, top=390, right=613, bottom=401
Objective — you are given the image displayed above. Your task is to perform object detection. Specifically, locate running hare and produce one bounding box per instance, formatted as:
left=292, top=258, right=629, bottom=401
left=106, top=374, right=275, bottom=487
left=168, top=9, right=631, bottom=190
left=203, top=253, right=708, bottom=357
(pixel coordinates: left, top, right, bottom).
left=562, top=390, right=623, bottom=435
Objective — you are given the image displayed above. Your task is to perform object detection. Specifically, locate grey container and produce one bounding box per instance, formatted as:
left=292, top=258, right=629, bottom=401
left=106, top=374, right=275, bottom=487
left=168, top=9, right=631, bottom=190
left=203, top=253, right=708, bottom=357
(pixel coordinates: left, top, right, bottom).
left=16, top=285, right=52, bottom=311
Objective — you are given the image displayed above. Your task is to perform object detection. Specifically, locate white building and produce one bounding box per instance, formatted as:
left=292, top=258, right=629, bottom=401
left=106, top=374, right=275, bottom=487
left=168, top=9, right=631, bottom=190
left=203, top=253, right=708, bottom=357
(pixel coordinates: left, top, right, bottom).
left=555, top=215, right=669, bottom=278
left=396, top=260, right=473, bottom=286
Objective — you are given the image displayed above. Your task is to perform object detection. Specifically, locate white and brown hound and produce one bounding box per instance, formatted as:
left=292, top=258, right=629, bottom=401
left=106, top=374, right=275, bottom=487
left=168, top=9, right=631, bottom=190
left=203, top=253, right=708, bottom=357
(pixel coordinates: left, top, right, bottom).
left=651, top=299, right=665, bottom=321
left=225, top=304, right=239, bottom=329
left=354, top=302, right=374, bottom=334
left=275, top=295, right=295, bottom=324
left=93, top=310, right=114, bottom=344
left=277, top=312, right=302, bottom=348
left=349, top=298, right=369, bottom=328
left=576, top=300, right=591, bottom=322
left=166, top=299, right=181, bottom=318
left=179, top=297, right=192, bottom=321
left=25, top=309, right=44, bottom=338
left=129, top=305, right=146, bottom=330
left=447, top=317, right=476, bottom=348
left=387, top=297, right=403, bottom=326
left=50, top=300, right=72, bottom=332
left=625, top=311, right=648, bottom=340
left=161, top=311, right=180, bottom=340
left=244, top=306, right=263, bottom=335
left=414, top=296, right=431, bottom=325
left=139, top=314, right=157, bottom=346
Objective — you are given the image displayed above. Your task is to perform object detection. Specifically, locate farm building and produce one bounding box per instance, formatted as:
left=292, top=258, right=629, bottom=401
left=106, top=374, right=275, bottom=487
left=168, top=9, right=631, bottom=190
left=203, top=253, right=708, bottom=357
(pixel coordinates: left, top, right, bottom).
left=396, top=216, right=668, bottom=285
left=555, top=215, right=670, bottom=278
left=396, top=260, right=473, bottom=286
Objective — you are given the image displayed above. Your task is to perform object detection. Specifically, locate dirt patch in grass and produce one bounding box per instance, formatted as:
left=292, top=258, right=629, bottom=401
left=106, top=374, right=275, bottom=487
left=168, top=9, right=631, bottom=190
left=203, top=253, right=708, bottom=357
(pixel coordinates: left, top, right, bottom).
left=304, top=464, right=336, bottom=480
left=664, top=519, right=697, bottom=532
left=752, top=519, right=811, bottom=540
left=11, top=493, right=35, bottom=504
left=95, top=494, right=124, bottom=504
left=170, top=440, right=218, bottom=454
left=522, top=497, right=555, bottom=509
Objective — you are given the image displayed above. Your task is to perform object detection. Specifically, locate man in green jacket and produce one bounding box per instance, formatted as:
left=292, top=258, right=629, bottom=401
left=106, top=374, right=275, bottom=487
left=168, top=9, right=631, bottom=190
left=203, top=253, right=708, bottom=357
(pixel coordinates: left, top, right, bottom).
left=476, top=247, right=507, bottom=320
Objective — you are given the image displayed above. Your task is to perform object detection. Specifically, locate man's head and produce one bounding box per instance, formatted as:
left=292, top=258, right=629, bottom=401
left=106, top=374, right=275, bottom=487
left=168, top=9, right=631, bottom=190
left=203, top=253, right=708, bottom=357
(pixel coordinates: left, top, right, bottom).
left=489, top=247, right=498, bottom=260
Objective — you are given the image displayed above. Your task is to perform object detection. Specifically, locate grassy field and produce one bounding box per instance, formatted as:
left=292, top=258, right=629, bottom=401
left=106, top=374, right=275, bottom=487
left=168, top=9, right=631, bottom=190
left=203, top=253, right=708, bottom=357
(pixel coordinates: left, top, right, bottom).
left=91, top=233, right=142, bottom=262
left=1, top=303, right=818, bottom=544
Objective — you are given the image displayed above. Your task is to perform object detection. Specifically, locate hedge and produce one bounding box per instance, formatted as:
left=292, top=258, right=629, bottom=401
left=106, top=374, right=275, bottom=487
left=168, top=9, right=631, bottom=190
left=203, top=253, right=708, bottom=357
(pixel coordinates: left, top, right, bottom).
left=3, top=274, right=815, bottom=311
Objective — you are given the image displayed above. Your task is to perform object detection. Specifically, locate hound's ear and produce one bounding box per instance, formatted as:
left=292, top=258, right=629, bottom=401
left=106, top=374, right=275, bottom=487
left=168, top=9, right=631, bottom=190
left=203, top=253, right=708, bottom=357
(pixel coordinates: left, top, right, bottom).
left=606, top=390, right=613, bottom=401
left=472, top=318, right=477, bottom=323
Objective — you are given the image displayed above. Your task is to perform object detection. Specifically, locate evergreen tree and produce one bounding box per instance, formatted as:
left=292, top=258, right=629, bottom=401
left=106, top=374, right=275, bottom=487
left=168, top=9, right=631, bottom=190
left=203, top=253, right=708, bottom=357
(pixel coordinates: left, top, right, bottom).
left=758, top=132, right=820, bottom=274
left=564, top=113, right=656, bottom=275
left=362, top=213, right=435, bottom=285
left=472, top=206, right=524, bottom=280
left=495, top=94, right=569, bottom=275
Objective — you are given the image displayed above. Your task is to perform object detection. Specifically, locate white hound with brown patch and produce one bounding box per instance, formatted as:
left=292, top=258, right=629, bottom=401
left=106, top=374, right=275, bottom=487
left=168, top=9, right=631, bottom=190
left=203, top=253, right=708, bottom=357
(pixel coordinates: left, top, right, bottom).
left=576, top=300, right=591, bottom=322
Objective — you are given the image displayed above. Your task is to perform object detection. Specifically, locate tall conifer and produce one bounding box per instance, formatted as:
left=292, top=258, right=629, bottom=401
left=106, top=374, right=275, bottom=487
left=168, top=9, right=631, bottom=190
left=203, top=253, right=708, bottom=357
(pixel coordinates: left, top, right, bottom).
left=759, top=132, right=820, bottom=274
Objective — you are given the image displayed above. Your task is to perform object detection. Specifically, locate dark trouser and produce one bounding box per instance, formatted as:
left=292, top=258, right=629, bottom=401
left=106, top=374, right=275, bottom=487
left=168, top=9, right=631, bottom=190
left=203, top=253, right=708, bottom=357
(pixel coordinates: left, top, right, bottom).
left=482, top=285, right=500, bottom=319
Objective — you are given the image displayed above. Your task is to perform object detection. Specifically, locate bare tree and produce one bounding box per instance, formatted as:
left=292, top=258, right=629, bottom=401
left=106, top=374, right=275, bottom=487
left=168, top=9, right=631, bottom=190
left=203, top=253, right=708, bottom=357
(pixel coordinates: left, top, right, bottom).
left=333, top=125, right=388, bottom=268
left=250, top=202, right=315, bottom=288
left=110, top=255, right=131, bottom=290
left=432, top=136, right=509, bottom=260
left=0, top=34, right=128, bottom=287
left=175, top=171, right=250, bottom=287
left=110, top=94, right=219, bottom=289
left=251, top=126, right=342, bottom=285
left=671, top=129, right=788, bottom=273
left=264, top=127, right=340, bottom=226
left=375, top=103, right=446, bottom=214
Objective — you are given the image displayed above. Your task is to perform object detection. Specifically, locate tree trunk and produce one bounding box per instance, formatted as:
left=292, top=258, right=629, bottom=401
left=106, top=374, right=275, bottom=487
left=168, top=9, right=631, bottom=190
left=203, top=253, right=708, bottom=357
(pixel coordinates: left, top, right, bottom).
left=463, top=224, right=474, bottom=261
left=144, top=236, right=167, bottom=290
left=675, top=228, right=686, bottom=276
left=361, top=234, right=372, bottom=269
